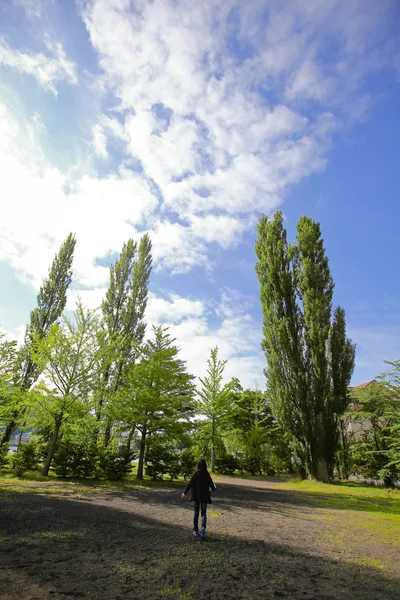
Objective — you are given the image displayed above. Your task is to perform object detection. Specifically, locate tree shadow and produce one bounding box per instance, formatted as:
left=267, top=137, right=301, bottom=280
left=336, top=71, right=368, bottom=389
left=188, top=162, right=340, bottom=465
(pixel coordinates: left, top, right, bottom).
left=0, top=485, right=398, bottom=600
left=76, top=478, right=400, bottom=518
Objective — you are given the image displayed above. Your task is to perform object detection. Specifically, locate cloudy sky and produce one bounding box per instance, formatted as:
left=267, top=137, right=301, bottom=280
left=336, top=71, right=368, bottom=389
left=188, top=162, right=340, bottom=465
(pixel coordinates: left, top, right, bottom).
left=1, top=0, right=399, bottom=388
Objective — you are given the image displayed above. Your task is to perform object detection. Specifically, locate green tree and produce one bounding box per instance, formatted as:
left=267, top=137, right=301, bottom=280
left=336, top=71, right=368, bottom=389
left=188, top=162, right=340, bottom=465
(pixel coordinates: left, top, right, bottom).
left=226, top=388, right=288, bottom=475
left=349, top=364, right=400, bottom=486
left=255, top=211, right=355, bottom=481
left=197, top=347, right=235, bottom=472
left=29, top=302, right=104, bottom=476
left=117, top=326, right=195, bottom=480
left=0, top=233, right=76, bottom=447
left=0, top=333, right=19, bottom=420
left=97, top=235, right=152, bottom=445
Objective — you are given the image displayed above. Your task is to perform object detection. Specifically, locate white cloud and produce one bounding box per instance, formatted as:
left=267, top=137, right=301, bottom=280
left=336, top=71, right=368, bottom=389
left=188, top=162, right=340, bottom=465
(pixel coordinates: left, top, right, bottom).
left=80, top=0, right=397, bottom=245
left=13, top=0, right=53, bottom=19
left=146, top=289, right=265, bottom=389
left=1, top=0, right=399, bottom=390
left=92, top=124, right=108, bottom=159
left=0, top=38, right=77, bottom=95
left=147, top=293, right=205, bottom=324
left=0, top=104, right=157, bottom=290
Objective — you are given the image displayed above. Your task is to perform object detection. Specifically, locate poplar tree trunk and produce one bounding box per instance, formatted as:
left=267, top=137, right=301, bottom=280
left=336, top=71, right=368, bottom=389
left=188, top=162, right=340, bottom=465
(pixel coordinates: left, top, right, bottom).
left=316, top=458, right=329, bottom=483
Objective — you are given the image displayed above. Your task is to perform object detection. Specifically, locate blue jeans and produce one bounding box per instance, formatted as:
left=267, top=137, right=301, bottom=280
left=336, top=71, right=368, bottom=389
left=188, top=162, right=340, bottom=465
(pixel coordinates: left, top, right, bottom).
left=193, top=502, right=207, bottom=531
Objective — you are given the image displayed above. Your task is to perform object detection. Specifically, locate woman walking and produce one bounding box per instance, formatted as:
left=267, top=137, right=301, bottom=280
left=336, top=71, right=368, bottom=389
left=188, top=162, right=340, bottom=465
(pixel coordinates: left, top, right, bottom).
left=181, top=459, right=216, bottom=540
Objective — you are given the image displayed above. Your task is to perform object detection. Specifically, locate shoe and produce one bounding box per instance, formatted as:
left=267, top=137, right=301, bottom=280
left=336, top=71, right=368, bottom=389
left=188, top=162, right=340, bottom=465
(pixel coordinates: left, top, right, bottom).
left=201, top=527, right=206, bottom=540
left=193, top=530, right=199, bottom=537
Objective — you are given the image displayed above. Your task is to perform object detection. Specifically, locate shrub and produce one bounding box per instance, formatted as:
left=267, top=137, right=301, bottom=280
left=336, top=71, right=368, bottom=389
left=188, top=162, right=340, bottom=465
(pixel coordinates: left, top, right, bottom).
left=215, top=453, right=238, bottom=475
left=145, top=442, right=170, bottom=480
left=98, top=447, right=134, bottom=481
left=11, top=452, right=26, bottom=477
left=145, top=441, right=181, bottom=481
left=179, top=447, right=197, bottom=479
left=11, top=439, right=39, bottom=476
left=167, top=452, right=181, bottom=481
left=0, top=443, right=10, bottom=469
left=53, top=439, right=98, bottom=478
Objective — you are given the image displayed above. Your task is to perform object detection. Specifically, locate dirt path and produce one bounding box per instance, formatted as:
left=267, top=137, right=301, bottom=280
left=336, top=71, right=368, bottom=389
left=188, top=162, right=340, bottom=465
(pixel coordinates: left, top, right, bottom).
left=0, top=477, right=398, bottom=600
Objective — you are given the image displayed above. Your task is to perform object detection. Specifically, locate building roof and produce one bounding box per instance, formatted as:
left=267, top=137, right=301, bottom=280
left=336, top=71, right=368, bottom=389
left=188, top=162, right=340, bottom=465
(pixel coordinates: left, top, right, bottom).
left=352, top=379, right=377, bottom=389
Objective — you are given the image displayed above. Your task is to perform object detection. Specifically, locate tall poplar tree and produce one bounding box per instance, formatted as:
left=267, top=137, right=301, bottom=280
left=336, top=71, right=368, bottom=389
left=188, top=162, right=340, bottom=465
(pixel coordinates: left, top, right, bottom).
left=255, top=211, right=355, bottom=481
left=97, top=234, right=152, bottom=445
left=0, top=233, right=76, bottom=447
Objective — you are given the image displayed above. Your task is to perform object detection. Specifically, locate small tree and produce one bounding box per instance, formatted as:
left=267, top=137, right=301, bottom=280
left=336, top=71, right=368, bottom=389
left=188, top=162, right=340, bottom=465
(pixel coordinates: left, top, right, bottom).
left=29, top=303, right=104, bottom=476
left=179, top=447, right=198, bottom=479
left=117, top=326, right=195, bottom=480
left=0, top=333, right=21, bottom=438
left=197, top=347, right=235, bottom=472
left=226, top=387, right=289, bottom=475
left=349, top=367, right=400, bottom=486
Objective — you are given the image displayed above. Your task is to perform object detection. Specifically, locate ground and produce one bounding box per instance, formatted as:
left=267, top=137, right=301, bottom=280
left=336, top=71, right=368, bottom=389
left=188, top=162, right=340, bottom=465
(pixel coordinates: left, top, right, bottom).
left=0, top=475, right=399, bottom=600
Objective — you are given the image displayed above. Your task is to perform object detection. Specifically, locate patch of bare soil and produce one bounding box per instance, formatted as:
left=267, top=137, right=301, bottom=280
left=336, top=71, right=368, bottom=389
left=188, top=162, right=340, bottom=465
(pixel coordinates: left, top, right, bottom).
left=0, top=478, right=398, bottom=600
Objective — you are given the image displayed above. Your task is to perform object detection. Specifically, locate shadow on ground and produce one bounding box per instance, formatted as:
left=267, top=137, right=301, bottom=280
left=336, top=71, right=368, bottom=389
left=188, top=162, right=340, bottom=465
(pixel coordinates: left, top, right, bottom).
left=0, top=483, right=399, bottom=600
left=57, top=477, right=400, bottom=518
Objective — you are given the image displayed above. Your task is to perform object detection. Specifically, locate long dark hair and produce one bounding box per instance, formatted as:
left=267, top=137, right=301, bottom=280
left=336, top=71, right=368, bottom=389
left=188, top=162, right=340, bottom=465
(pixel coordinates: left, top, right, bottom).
left=197, top=459, right=208, bottom=473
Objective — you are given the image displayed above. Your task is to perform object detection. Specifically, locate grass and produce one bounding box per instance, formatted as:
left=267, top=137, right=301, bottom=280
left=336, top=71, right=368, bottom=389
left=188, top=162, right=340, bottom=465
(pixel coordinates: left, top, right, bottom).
left=35, top=529, right=88, bottom=539
left=0, top=464, right=185, bottom=494
left=273, top=479, right=400, bottom=515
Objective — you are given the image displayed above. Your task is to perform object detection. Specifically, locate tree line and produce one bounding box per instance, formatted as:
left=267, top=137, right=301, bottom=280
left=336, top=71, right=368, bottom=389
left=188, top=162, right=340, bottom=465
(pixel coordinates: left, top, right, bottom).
left=0, top=213, right=399, bottom=485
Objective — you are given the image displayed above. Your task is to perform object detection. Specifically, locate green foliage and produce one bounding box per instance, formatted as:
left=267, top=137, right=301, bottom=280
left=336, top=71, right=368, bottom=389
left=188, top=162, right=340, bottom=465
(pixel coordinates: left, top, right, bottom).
left=349, top=375, right=400, bottom=487
left=215, top=453, right=238, bottom=475
left=0, top=443, right=9, bottom=469
left=10, top=452, right=26, bottom=477
left=29, top=302, right=106, bottom=476
left=97, top=234, right=153, bottom=442
left=145, top=440, right=176, bottom=481
left=119, top=325, right=195, bottom=479
left=179, top=447, right=198, bottom=479
left=10, top=439, right=39, bottom=476
left=197, top=348, right=236, bottom=471
left=53, top=439, right=98, bottom=479
left=225, top=387, right=290, bottom=476
left=19, top=233, right=77, bottom=391
left=255, top=211, right=355, bottom=482
left=0, top=333, right=23, bottom=443
left=98, top=447, right=134, bottom=481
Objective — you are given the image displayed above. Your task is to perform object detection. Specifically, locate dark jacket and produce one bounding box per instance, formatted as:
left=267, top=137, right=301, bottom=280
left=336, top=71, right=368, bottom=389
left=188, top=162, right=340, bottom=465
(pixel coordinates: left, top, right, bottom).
left=184, top=469, right=216, bottom=504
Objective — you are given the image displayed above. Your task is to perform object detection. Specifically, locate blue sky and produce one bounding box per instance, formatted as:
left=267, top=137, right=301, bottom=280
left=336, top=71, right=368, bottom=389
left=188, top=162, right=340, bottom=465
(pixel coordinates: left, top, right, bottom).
left=0, top=0, right=399, bottom=387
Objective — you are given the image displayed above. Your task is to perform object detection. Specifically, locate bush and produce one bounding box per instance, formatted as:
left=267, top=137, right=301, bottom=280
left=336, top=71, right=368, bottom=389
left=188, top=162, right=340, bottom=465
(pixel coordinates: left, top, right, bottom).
left=145, top=442, right=171, bottom=480
left=145, top=441, right=181, bottom=481
left=11, top=439, right=39, bottom=476
left=167, top=452, right=181, bottom=481
left=180, top=447, right=197, bottom=479
left=53, top=439, right=98, bottom=478
left=215, top=453, right=238, bottom=475
left=0, top=443, right=10, bottom=469
left=11, top=452, right=26, bottom=477
left=238, top=454, right=260, bottom=476
left=98, top=447, right=134, bottom=481
left=377, top=467, right=397, bottom=488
